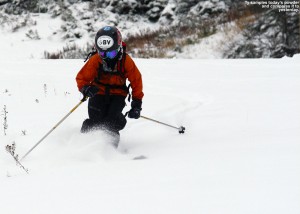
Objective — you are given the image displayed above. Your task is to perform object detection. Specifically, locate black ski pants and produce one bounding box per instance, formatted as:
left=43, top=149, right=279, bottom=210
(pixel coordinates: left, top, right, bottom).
left=81, top=95, right=127, bottom=134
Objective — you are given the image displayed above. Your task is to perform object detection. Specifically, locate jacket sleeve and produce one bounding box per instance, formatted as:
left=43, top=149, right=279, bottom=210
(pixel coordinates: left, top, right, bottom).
left=76, top=54, right=99, bottom=91
left=125, top=54, right=144, bottom=101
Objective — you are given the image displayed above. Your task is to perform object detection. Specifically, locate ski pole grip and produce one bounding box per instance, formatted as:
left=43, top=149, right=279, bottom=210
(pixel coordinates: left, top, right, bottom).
left=81, top=96, right=88, bottom=102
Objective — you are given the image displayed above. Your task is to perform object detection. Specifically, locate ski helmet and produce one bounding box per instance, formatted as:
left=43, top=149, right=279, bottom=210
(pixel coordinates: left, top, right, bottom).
left=95, top=26, right=122, bottom=59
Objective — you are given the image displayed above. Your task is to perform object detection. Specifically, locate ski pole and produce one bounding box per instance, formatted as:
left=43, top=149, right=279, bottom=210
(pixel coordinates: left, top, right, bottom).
left=20, top=96, right=87, bottom=161
left=140, top=115, right=186, bottom=134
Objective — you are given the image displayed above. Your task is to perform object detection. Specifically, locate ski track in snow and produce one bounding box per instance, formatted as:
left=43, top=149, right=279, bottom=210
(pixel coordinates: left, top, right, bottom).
left=0, top=57, right=300, bottom=214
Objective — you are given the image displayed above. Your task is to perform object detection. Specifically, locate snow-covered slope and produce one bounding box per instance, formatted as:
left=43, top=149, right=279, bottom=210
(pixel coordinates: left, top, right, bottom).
left=1, top=0, right=299, bottom=59
left=0, top=56, right=299, bottom=213
left=0, top=12, right=227, bottom=60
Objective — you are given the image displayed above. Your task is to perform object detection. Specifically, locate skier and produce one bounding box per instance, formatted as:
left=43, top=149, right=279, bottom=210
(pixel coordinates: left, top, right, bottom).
left=76, top=26, right=144, bottom=147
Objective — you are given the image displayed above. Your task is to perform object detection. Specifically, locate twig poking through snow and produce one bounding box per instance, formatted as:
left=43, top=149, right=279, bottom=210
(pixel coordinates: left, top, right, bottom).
left=5, top=142, right=29, bottom=174
left=2, top=105, right=8, bottom=136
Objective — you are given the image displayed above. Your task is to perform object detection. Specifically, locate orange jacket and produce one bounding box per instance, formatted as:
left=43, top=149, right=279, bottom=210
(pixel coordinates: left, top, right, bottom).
left=76, top=53, right=144, bottom=101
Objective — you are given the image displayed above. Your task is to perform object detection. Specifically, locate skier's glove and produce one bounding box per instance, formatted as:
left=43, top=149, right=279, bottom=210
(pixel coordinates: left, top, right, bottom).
left=128, top=99, right=142, bottom=119
left=81, top=85, right=99, bottom=98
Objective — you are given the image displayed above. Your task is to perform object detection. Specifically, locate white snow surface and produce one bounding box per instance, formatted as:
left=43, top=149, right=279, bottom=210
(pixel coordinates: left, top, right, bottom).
left=0, top=55, right=300, bottom=214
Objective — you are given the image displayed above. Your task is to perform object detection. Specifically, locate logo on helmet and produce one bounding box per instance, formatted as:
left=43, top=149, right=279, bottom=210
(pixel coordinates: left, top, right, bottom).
left=96, top=36, right=114, bottom=50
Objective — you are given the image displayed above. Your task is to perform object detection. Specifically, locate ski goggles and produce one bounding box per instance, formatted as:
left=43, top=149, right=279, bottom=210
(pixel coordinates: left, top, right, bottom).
left=99, top=49, right=119, bottom=59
